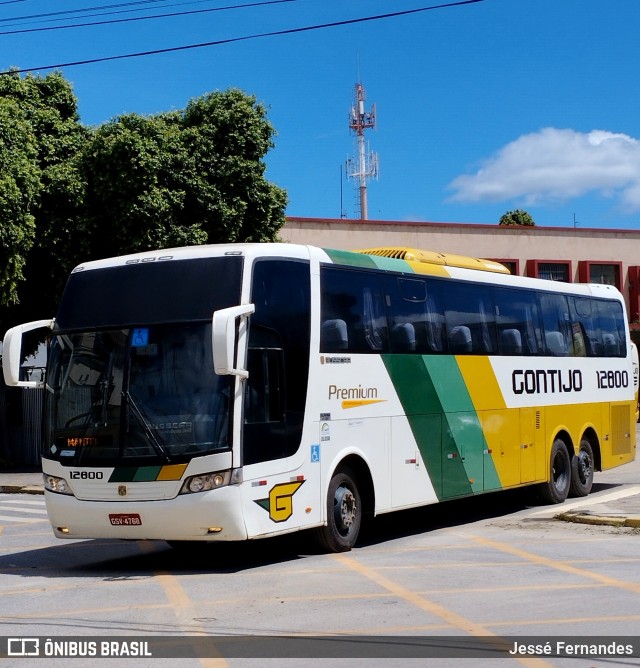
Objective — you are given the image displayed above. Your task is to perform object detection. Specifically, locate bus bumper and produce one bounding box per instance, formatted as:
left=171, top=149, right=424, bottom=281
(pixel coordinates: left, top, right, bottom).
left=44, top=486, right=248, bottom=542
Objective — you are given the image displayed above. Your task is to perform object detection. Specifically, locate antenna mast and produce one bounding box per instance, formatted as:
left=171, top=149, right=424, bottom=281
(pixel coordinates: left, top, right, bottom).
left=346, top=82, right=378, bottom=220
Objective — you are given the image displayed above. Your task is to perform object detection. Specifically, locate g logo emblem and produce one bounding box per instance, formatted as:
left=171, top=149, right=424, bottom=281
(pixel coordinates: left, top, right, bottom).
left=255, top=481, right=305, bottom=523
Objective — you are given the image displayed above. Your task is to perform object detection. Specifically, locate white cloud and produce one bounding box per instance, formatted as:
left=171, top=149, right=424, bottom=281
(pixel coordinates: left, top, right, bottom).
left=448, top=128, right=640, bottom=211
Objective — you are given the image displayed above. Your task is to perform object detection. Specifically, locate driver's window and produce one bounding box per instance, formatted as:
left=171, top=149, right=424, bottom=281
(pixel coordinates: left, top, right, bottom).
left=245, top=347, right=284, bottom=424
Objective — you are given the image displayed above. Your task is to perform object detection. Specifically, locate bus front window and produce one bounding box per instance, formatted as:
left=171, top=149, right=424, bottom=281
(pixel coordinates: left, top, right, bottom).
left=45, top=323, right=232, bottom=464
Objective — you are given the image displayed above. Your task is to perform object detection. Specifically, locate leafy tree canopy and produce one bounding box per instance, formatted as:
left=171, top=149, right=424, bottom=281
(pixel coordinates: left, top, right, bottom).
left=0, top=72, right=287, bottom=335
left=0, top=71, right=89, bottom=334
left=499, top=209, right=536, bottom=226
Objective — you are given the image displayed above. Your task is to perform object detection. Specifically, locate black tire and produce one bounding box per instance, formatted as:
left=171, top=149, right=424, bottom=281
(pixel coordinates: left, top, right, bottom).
left=314, top=468, right=362, bottom=553
left=569, top=439, right=594, bottom=497
left=538, top=439, right=571, bottom=504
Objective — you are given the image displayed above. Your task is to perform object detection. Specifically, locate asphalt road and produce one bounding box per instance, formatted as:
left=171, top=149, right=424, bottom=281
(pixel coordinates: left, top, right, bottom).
left=1, top=451, right=640, bottom=668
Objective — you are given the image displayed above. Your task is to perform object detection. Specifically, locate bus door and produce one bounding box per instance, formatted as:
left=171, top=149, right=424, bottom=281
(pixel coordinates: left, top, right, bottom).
left=238, top=258, right=315, bottom=538
left=442, top=411, right=485, bottom=498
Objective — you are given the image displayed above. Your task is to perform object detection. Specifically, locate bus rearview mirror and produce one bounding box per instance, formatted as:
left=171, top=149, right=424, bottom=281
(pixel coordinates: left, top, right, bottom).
left=211, top=304, right=255, bottom=378
left=2, top=319, right=55, bottom=388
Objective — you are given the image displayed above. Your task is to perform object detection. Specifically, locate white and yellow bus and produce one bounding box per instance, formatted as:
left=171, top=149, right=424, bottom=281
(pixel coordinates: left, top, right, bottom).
left=3, top=243, right=636, bottom=552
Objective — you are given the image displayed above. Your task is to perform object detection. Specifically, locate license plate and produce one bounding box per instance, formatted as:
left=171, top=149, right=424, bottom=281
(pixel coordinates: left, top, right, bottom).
left=109, top=513, right=142, bottom=526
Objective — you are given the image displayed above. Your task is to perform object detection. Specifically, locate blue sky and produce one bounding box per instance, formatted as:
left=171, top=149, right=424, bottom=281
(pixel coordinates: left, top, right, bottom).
left=2, top=0, right=640, bottom=229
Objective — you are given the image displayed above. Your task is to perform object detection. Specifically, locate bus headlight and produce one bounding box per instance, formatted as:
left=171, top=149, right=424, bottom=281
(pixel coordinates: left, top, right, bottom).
left=179, top=470, right=231, bottom=494
left=43, top=474, right=73, bottom=496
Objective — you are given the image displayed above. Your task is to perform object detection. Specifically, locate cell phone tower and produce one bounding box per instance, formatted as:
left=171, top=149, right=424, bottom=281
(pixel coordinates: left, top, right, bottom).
left=346, top=82, right=378, bottom=220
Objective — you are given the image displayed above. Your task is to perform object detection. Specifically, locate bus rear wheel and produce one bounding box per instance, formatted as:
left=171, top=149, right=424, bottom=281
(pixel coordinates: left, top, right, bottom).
left=314, top=468, right=362, bottom=553
left=538, top=439, right=571, bottom=504
left=569, top=439, right=594, bottom=497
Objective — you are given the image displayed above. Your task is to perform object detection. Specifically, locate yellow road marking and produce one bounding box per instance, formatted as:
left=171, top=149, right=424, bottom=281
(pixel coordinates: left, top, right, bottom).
left=137, top=543, right=227, bottom=668
left=333, top=551, right=551, bottom=667
left=466, top=534, right=640, bottom=595
left=488, top=613, right=640, bottom=629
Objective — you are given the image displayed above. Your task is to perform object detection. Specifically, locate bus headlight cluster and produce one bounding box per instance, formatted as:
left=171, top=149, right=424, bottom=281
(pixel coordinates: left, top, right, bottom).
left=179, top=470, right=231, bottom=494
left=43, top=474, right=73, bottom=495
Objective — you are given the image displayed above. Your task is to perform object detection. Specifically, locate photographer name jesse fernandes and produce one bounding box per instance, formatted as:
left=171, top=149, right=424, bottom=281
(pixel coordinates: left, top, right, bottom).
left=510, top=641, right=634, bottom=657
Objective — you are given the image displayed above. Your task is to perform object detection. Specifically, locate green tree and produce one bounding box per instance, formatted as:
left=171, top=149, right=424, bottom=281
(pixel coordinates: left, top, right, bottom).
left=0, top=75, right=287, bottom=335
left=499, top=209, right=536, bottom=226
left=0, top=76, right=42, bottom=308
left=0, top=70, right=87, bottom=334
left=77, top=88, right=287, bottom=261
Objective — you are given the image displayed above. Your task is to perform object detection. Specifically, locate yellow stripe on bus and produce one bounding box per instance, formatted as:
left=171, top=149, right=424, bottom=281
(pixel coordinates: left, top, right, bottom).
left=157, top=464, right=189, bottom=481
left=455, top=357, right=506, bottom=411
left=404, top=260, right=450, bottom=277
left=342, top=399, right=387, bottom=409
left=455, top=357, right=519, bottom=488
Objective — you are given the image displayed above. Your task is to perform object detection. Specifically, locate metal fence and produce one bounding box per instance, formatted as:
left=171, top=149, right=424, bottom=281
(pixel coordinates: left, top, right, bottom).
left=0, top=386, right=43, bottom=467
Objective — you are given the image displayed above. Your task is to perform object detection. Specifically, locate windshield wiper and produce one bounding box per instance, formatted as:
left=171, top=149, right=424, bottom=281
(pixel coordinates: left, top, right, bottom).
left=122, top=390, right=172, bottom=463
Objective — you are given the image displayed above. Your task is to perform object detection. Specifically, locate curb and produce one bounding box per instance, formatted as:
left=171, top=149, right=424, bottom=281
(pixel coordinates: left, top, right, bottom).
left=0, top=485, right=44, bottom=495
left=557, top=511, right=640, bottom=528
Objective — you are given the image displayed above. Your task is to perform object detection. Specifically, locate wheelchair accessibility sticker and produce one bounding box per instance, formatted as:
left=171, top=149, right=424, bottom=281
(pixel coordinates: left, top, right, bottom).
left=311, top=444, right=320, bottom=463
left=255, top=481, right=305, bottom=523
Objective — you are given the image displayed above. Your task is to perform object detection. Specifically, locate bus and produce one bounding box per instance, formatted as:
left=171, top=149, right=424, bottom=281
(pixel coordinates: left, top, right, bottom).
left=2, top=243, right=636, bottom=552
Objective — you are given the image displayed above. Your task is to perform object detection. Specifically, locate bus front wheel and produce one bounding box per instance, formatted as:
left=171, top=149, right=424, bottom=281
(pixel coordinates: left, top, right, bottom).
left=569, top=439, right=594, bottom=497
left=538, top=439, right=571, bottom=504
left=315, top=468, right=362, bottom=553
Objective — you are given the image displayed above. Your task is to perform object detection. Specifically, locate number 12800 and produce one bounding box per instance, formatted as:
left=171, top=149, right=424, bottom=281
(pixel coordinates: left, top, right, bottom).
left=69, top=471, right=104, bottom=480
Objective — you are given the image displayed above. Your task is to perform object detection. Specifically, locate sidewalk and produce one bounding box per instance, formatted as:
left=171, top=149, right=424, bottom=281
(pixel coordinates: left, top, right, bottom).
left=2, top=466, right=640, bottom=527
left=552, top=488, right=640, bottom=528
left=0, top=468, right=44, bottom=495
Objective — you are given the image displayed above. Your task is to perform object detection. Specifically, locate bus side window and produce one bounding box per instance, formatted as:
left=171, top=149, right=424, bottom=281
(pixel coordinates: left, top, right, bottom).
left=363, top=286, right=385, bottom=350
left=449, top=325, right=472, bottom=353
left=383, top=276, right=444, bottom=354
left=390, top=322, right=416, bottom=352
left=539, top=293, right=573, bottom=356
left=320, top=266, right=388, bottom=354
left=571, top=323, right=587, bottom=357
left=571, top=296, right=601, bottom=356
left=321, top=319, right=348, bottom=351
left=597, top=300, right=626, bottom=357
left=245, top=347, right=284, bottom=424
left=493, top=287, right=542, bottom=356
left=545, top=331, right=568, bottom=356
left=444, top=282, right=497, bottom=354
left=499, top=329, right=522, bottom=355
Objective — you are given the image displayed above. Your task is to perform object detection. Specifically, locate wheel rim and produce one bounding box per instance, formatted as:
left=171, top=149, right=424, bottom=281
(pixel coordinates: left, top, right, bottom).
left=334, top=484, right=357, bottom=536
left=576, top=450, right=592, bottom=484
left=552, top=451, right=569, bottom=490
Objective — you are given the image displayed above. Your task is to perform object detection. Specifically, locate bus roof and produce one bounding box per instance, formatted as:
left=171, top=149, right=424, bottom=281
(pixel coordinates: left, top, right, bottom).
left=66, top=243, right=624, bottom=307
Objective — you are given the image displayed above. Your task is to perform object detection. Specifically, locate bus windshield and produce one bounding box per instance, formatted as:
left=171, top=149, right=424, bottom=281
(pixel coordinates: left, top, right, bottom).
left=44, top=323, right=233, bottom=465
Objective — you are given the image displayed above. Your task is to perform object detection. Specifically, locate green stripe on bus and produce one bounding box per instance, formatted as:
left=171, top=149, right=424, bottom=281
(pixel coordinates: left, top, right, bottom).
left=427, top=355, right=501, bottom=493
left=427, top=356, right=497, bottom=492
left=108, top=466, right=164, bottom=483
left=322, top=248, right=379, bottom=268
left=134, top=466, right=163, bottom=482
left=382, top=355, right=467, bottom=500
left=383, top=355, right=502, bottom=499
left=108, top=467, right=138, bottom=483
left=433, top=357, right=502, bottom=492
left=367, top=255, right=413, bottom=273
left=323, top=248, right=415, bottom=274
